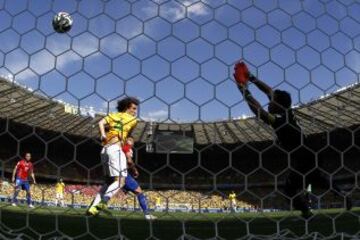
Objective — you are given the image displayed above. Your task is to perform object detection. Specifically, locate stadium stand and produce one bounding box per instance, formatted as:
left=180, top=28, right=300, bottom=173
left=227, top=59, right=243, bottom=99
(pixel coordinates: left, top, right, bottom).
left=0, top=77, right=359, bottom=211
left=1, top=181, right=255, bottom=211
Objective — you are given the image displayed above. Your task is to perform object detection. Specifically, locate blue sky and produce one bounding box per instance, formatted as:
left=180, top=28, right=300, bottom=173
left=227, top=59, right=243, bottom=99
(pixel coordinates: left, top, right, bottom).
left=0, top=0, right=359, bottom=122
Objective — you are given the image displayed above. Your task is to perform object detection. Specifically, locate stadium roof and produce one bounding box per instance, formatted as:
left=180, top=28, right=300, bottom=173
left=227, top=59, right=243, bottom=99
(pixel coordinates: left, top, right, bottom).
left=1, top=77, right=360, bottom=145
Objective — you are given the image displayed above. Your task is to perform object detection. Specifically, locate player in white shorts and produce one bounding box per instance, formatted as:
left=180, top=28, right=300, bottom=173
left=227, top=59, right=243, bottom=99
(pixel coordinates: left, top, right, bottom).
left=87, top=97, right=139, bottom=216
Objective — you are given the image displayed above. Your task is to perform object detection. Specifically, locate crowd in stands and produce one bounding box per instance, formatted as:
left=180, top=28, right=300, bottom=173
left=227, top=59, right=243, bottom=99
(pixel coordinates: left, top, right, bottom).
left=1, top=179, right=357, bottom=212
left=0, top=181, right=254, bottom=210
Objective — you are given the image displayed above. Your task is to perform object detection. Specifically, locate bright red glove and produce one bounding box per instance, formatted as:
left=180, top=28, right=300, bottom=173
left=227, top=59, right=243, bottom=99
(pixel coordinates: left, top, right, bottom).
left=233, top=61, right=250, bottom=85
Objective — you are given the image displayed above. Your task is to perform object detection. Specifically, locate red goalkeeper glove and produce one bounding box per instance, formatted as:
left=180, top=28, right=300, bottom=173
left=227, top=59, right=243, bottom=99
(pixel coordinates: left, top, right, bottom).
left=233, top=61, right=252, bottom=85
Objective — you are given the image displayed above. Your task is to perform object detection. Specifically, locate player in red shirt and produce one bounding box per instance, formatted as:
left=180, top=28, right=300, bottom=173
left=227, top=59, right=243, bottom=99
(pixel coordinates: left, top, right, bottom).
left=11, top=152, right=36, bottom=208
left=122, top=137, right=156, bottom=220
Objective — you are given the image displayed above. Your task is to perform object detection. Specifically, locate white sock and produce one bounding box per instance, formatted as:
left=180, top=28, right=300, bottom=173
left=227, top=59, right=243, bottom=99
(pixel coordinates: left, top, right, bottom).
left=103, top=180, right=123, bottom=202
left=91, top=193, right=103, bottom=207
left=90, top=183, right=109, bottom=207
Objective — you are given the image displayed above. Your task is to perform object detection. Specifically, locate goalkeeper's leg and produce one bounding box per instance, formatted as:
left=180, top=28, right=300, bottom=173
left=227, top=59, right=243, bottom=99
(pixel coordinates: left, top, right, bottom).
left=285, top=171, right=311, bottom=218
left=311, top=169, right=353, bottom=211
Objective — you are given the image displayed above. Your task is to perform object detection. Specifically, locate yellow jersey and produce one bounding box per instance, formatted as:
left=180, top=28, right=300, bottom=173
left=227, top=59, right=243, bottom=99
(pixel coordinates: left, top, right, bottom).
left=155, top=197, right=161, bottom=205
left=103, top=112, right=137, bottom=145
left=56, top=182, right=65, bottom=193
left=229, top=193, right=236, bottom=200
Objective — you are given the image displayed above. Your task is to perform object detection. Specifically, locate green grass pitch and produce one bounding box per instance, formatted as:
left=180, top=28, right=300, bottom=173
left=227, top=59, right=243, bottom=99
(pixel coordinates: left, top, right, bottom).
left=0, top=203, right=359, bottom=240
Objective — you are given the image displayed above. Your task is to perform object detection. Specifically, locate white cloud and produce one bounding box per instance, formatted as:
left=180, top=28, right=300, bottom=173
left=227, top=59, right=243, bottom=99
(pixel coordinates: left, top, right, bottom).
left=8, top=31, right=106, bottom=79
left=101, top=101, right=117, bottom=113
left=187, top=2, right=210, bottom=16
left=155, top=1, right=210, bottom=22
left=161, top=4, right=186, bottom=22
left=149, top=109, right=168, bottom=118
left=141, top=109, right=169, bottom=121
left=100, top=34, right=127, bottom=57
left=180, top=0, right=199, bottom=7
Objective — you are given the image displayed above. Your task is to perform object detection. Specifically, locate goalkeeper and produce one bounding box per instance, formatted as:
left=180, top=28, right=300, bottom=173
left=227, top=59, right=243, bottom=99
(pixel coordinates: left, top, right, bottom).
left=233, top=61, right=352, bottom=218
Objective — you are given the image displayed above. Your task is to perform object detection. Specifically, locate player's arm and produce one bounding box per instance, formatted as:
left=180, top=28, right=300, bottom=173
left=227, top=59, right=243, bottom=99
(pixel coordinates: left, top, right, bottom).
left=125, top=120, right=138, bottom=176
left=234, top=62, right=275, bottom=125
left=249, top=77, right=274, bottom=101
left=98, top=118, right=108, bottom=141
left=127, top=120, right=137, bottom=140
left=237, top=84, right=275, bottom=125
left=30, top=168, right=36, bottom=184
left=124, top=142, right=139, bottom=178
left=127, top=157, right=135, bottom=170
left=126, top=153, right=139, bottom=178
left=234, top=61, right=273, bottom=100
left=11, top=163, right=18, bottom=182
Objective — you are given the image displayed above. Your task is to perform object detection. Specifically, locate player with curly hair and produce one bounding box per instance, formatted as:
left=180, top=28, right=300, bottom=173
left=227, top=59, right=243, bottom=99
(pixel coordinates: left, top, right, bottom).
left=87, top=97, right=139, bottom=216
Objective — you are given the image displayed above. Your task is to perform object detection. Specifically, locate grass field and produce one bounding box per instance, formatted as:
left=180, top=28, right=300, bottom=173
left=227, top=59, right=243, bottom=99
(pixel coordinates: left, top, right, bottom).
left=0, top=203, right=359, bottom=240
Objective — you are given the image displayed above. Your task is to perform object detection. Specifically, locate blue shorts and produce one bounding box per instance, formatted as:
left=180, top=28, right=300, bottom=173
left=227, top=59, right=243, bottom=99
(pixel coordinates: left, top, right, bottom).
left=123, top=175, right=139, bottom=192
left=15, top=178, right=30, bottom=191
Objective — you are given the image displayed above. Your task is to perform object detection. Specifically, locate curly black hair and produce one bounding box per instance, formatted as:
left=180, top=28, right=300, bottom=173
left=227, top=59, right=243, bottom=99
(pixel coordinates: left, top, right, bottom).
left=116, top=97, right=139, bottom=112
left=273, top=90, right=292, bottom=109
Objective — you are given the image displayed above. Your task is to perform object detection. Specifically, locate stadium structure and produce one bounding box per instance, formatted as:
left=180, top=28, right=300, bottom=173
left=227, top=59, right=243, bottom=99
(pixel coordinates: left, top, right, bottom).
left=1, top=76, right=359, bottom=211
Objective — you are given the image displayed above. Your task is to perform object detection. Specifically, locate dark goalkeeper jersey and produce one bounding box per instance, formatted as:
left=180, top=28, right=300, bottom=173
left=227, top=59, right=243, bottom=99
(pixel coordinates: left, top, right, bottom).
left=270, top=110, right=303, bottom=152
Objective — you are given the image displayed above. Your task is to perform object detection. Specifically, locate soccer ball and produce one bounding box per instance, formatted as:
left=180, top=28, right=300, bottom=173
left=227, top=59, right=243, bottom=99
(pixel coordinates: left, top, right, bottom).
left=52, top=12, right=73, bottom=33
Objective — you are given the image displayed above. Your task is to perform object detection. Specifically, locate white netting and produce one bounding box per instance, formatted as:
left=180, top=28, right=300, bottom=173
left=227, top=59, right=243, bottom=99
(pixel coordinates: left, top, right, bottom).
left=0, top=0, right=359, bottom=239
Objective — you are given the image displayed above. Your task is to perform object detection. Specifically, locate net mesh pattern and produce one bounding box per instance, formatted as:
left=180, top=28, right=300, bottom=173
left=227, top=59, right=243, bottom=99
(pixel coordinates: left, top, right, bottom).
left=0, top=0, right=359, bottom=239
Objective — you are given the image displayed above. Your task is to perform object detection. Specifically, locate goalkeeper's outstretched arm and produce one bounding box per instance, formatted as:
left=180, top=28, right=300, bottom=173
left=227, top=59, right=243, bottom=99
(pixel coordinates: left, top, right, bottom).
left=233, top=61, right=273, bottom=100
left=233, top=61, right=275, bottom=125
left=249, top=77, right=274, bottom=101
left=237, top=84, right=274, bottom=125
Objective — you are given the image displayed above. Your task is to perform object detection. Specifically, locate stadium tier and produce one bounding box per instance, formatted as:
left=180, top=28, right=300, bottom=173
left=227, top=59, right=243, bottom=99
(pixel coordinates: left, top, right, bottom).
left=1, top=77, right=360, bottom=144
left=0, top=77, right=359, bottom=194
